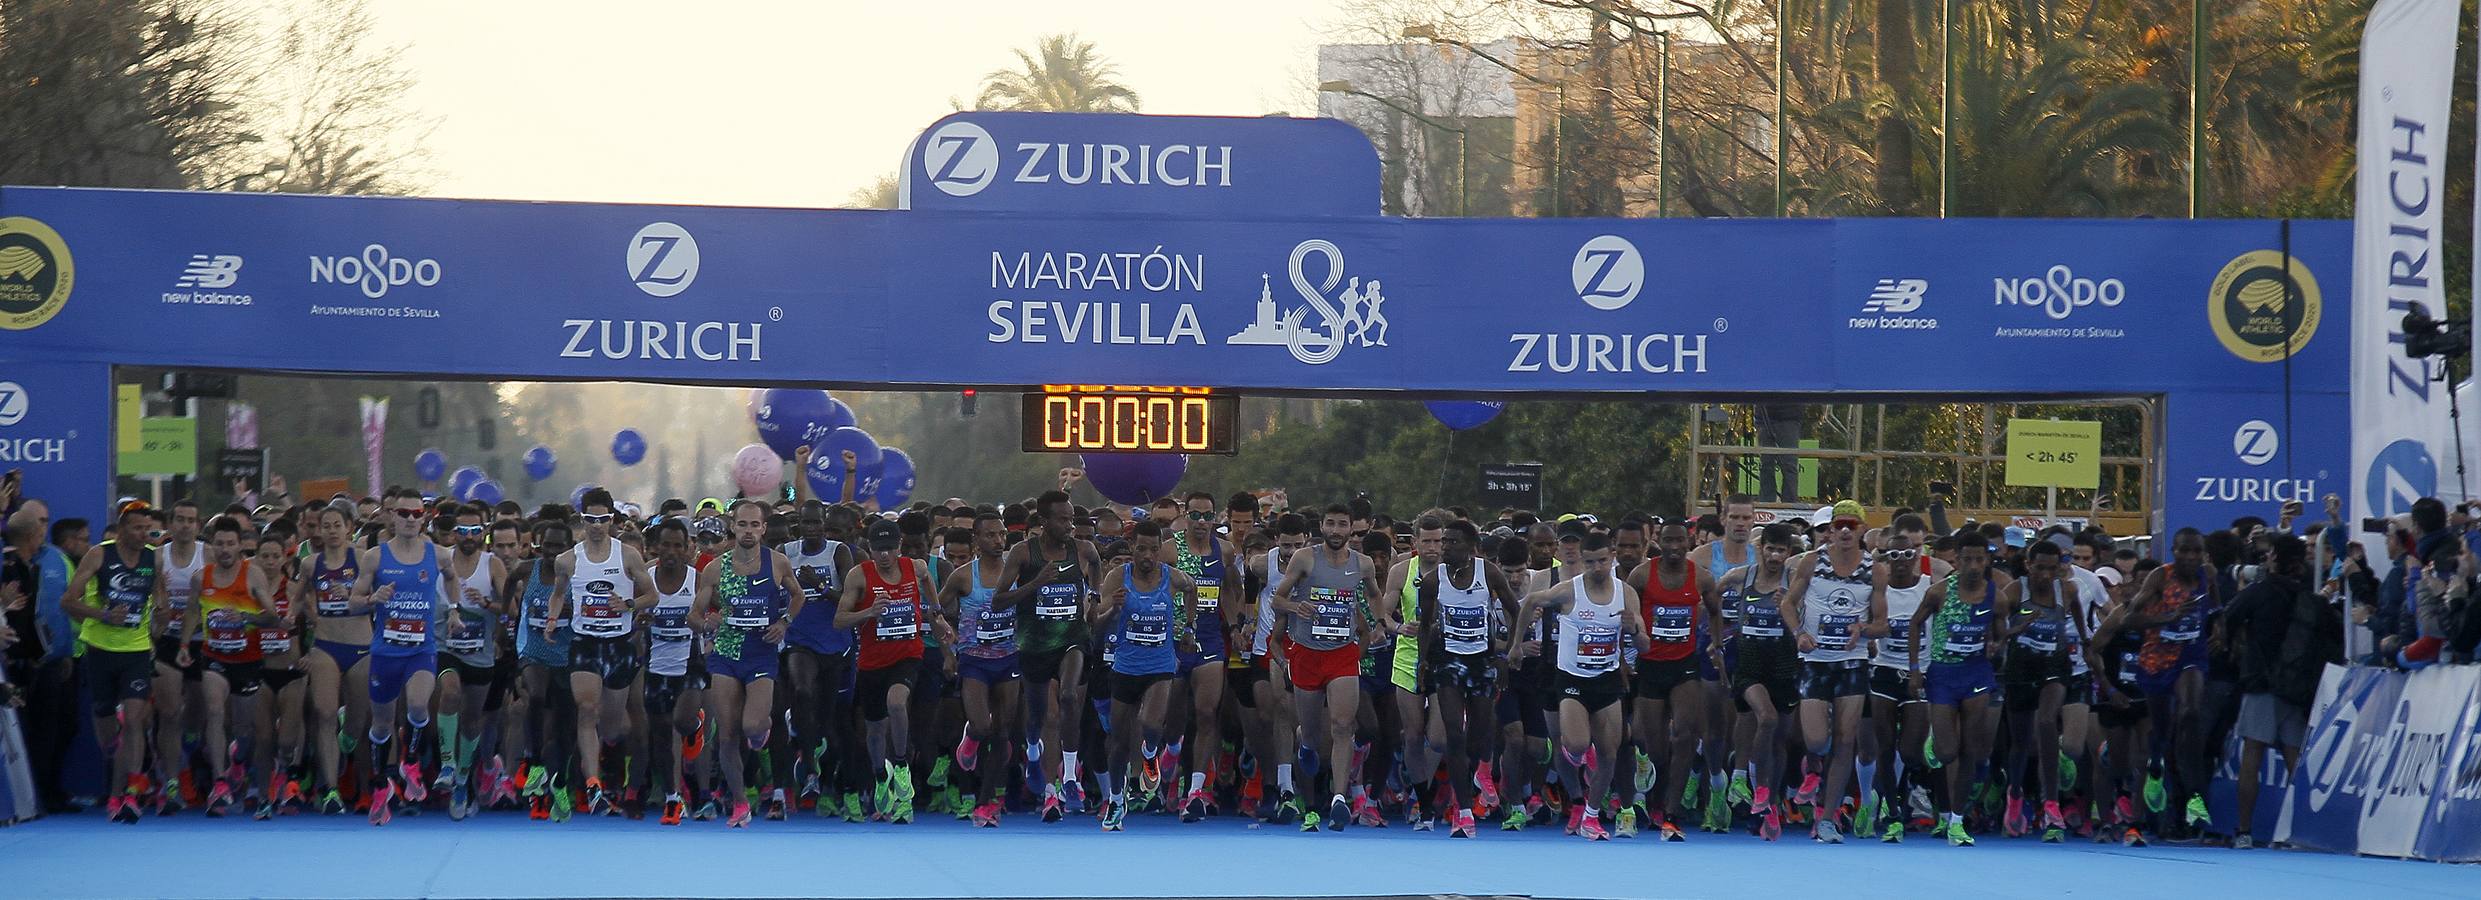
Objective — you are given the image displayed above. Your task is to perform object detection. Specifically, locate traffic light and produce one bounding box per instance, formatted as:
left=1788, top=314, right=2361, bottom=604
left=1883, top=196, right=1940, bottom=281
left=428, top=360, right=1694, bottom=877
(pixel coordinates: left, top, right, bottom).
left=477, top=416, right=497, bottom=451
left=961, top=388, right=978, bottom=418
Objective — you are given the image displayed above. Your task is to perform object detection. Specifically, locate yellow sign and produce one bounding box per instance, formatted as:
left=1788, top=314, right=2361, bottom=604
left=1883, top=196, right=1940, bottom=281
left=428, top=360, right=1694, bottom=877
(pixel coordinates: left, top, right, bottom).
left=116, top=384, right=142, bottom=453
left=2004, top=418, right=2101, bottom=489
left=120, top=417, right=197, bottom=476
left=0, top=216, right=75, bottom=331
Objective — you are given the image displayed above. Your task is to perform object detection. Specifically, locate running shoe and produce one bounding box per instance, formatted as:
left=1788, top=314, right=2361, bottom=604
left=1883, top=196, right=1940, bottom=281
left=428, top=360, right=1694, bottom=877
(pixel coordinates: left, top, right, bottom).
left=1792, top=771, right=1821, bottom=807
left=1565, top=803, right=1585, bottom=836
left=2114, top=792, right=2138, bottom=826
left=927, top=756, right=951, bottom=791
left=1702, top=787, right=1730, bottom=833
left=548, top=780, right=574, bottom=823
left=728, top=800, right=752, bottom=828
left=661, top=793, right=685, bottom=826
left=841, top=791, right=865, bottom=824
left=1451, top=807, right=1477, bottom=838
left=109, top=794, right=139, bottom=825
left=1299, top=808, right=1322, bottom=832
left=2043, top=823, right=2066, bottom=843
left=154, top=774, right=183, bottom=816
left=973, top=800, right=1002, bottom=828
left=2003, top=788, right=2027, bottom=837
left=1661, top=818, right=1687, bottom=842
left=1140, top=750, right=1163, bottom=796
left=1728, top=770, right=1754, bottom=808
left=766, top=788, right=787, bottom=822
left=367, top=780, right=396, bottom=826
left=1326, top=795, right=1349, bottom=831
left=582, top=778, right=611, bottom=816
left=956, top=735, right=981, bottom=773
left=1273, top=789, right=1301, bottom=825
left=2121, top=826, right=2147, bottom=847
left=1061, top=776, right=1089, bottom=815
left=2044, top=799, right=2066, bottom=831
left=2233, top=833, right=2255, bottom=850
left=1614, top=805, right=1639, bottom=838
left=2185, top=795, right=2211, bottom=829
left=1857, top=796, right=1881, bottom=836
left=890, top=791, right=914, bottom=825
left=1632, top=748, right=1657, bottom=795
left=319, top=788, right=347, bottom=816
left=2142, top=769, right=2167, bottom=814
left=205, top=778, right=233, bottom=818
left=1352, top=792, right=1384, bottom=828
left=2059, top=751, right=2079, bottom=791
left=1181, top=789, right=1210, bottom=823
left=1750, top=784, right=1774, bottom=815
left=529, top=793, right=550, bottom=821
left=1947, top=818, right=1975, bottom=847
left=693, top=792, right=721, bottom=822
left=1101, top=798, right=1126, bottom=832
left=449, top=777, right=470, bottom=821
left=1883, top=819, right=1903, bottom=843
left=1680, top=772, right=1701, bottom=811
left=817, top=789, right=842, bottom=820
left=1474, top=761, right=1500, bottom=810
left=1501, top=806, right=1529, bottom=832
left=1813, top=818, right=1843, bottom=844
left=1759, top=807, right=1783, bottom=841
left=1041, top=792, right=1065, bottom=823
left=1580, top=811, right=1610, bottom=841
left=399, top=761, right=428, bottom=804
left=434, top=760, right=458, bottom=794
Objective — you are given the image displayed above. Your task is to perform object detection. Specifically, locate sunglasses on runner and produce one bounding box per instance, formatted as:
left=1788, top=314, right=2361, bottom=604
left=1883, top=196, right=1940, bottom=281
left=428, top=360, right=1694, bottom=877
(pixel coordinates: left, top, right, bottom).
left=453, top=524, right=487, bottom=536
left=579, top=513, right=614, bottom=524
left=1188, top=511, right=1214, bottom=522
left=391, top=508, right=425, bottom=520
left=1882, top=548, right=1920, bottom=561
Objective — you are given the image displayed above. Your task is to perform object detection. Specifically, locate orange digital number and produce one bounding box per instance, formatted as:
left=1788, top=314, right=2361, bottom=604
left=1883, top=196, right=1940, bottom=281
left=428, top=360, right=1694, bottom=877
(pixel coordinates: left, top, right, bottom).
left=1044, top=397, right=1074, bottom=449
left=1180, top=398, right=1209, bottom=451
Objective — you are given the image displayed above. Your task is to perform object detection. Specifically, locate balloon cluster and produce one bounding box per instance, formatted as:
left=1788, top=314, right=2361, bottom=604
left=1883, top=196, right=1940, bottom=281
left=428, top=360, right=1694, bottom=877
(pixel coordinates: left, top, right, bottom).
left=754, top=389, right=916, bottom=508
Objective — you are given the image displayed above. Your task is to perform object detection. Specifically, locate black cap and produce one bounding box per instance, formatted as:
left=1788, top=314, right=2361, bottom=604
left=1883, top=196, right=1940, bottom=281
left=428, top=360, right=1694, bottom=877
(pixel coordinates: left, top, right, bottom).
left=865, top=519, right=902, bottom=550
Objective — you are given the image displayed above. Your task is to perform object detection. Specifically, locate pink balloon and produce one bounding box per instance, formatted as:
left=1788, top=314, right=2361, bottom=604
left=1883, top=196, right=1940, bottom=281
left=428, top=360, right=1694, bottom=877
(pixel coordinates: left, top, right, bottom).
left=732, top=443, right=780, bottom=498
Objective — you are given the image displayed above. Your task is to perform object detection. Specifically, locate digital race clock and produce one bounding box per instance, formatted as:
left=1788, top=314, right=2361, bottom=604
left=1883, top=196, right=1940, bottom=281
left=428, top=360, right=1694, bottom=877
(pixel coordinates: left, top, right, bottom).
left=1020, top=385, right=1238, bottom=455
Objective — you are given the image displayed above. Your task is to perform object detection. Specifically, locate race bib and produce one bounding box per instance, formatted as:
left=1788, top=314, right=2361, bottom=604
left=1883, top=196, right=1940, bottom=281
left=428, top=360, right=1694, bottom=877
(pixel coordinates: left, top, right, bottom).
left=875, top=596, right=919, bottom=639
left=382, top=610, right=428, bottom=646
left=1819, top=613, right=1859, bottom=649
left=975, top=607, right=1017, bottom=644
left=1650, top=606, right=1693, bottom=644
left=1945, top=621, right=1986, bottom=656
left=1443, top=605, right=1488, bottom=643
left=205, top=608, right=251, bottom=654
left=725, top=593, right=772, bottom=630
left=1880, top=619, right=1914, bottom=655
left=651, top=608, right=693, bottom=641
left=1309, top=587, right=1354, bottom=641
left=1035, top=581, right=1080, bottom=621
left=1126, top=609, right=1169, bottom=646
left=1576, top=627, right=1619, bottom=671
left=315, top=574, right=353, bottom=617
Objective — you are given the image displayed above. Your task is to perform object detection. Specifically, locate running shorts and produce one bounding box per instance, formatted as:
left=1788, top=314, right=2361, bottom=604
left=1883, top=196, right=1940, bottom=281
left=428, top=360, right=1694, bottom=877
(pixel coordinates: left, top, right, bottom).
left=1925, top=657, right=1999, bottom=706
left=1633, top=655, right=1702, bottom=700
left=568, top=634, right=641, bottom=691
left=1555, top=670, right=1628, bottom=714
left=857, top=658, right=919, bottom=720
left=1798, top=659, right=1870, bottom=702
left=1868, top=665, right=1921, bottom=704
left=82, top=648, right=154, bottom=716
left=1286, top=640, right=1360, bottom=692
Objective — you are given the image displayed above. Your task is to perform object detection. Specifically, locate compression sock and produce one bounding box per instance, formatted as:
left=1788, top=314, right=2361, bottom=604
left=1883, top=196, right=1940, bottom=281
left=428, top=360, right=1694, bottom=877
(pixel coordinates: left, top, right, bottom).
left=437, top=714, right=460, bottom=766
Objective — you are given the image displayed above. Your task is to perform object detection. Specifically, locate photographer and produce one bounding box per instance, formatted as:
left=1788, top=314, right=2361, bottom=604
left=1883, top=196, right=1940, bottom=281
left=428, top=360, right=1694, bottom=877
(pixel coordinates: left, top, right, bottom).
left=2222, top=533, right=2342, bottom=849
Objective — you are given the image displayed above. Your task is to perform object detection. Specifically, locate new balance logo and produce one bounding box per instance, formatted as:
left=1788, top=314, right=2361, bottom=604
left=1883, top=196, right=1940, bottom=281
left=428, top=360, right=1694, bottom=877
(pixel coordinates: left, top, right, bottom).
left=176, top=255, right=243, bottom=289
left=1863, top=278, right=1927, bottom=314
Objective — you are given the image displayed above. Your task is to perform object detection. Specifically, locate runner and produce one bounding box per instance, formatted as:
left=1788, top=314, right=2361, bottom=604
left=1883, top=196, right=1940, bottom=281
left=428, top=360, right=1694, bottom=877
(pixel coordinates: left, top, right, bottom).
left=1515, top=533, right=1647, bottom=841
left=1911, top=530, right=2009, bottom=846
left=835, top=518, right=939, bottom=823
left=1090, top=520, right=1199, bottom=831
left=997, top=490, right=1100, bottom=822
left=511, top=519, right=578, bottom=822
left=1244, top=512, right=1309, bottom=822
left=693, top=502, right=801, bottom=828
left=779, top=502, right=864, bottom=821
left=433, top=502, right=509, bottom=820
left=180, top=515, right=278, bottom=817
left=1783, top=500, right=1878, bottom=843
left=150, top=498, right=206, bottom=814
left=1165, top=491, right=1238, bottom=824
left=59, top=504, right=164, bottom=824
left=547, top=488, right=660, bottom=818
left=1624, top=519, right=1719, bottom=841
left=476, top=517, right=529, bottom=813
left=1862, top=515, right=1942, bottom=842
left=1269, top=503, right=1388, bottom=832
left=1412, top=519, right=1520, bottom=838
left=938, top=511, right=1021, bottom=827
left=2102, top=528, right=2221, bottom=841
left=1376, top=515, right=1446, bottom=831
left=1998, top=539, right=2086, bottom=841
left=300, top=502, right=370, bottom=814
left=346, top=488, right=456, bottom=826
left=1722, top=523, right=1801, bottom=840
left=247, top=521, right=310, bottom=818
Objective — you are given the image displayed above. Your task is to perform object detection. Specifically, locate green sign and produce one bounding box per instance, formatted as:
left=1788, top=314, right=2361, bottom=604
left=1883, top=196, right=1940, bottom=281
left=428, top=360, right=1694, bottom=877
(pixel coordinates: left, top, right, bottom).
left=2004, top=418, right=2101, bottom=489
left=120, top=416, right=197, bottom=475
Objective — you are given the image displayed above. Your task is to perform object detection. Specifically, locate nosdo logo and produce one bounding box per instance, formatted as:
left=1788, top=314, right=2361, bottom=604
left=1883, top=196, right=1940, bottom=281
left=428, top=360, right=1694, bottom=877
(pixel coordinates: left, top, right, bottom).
left=2233, top=419, right=2278, bottom=467
left=1571, top=235, right=1643, bottom=311
left=627, top=223, right=699, bottom=298
left=923, top=121, right=1000, bottom=197
left=2365, top=439, right=2438, bottom=519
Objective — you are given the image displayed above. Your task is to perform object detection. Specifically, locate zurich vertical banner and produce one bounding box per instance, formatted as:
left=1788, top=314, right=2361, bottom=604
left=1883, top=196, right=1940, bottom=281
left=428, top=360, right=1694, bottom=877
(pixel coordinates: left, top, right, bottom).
left=2351, top=0, right=2461, bottom=562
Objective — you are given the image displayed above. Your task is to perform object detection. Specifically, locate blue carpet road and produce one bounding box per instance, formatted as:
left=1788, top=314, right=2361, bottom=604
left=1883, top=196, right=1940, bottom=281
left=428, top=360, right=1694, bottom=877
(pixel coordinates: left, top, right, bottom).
left=0, top=812, right=2470, bottom=899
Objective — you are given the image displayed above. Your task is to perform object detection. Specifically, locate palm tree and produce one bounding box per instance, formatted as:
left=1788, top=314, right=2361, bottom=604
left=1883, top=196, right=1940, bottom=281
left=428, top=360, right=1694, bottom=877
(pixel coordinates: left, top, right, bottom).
left=974, top=34, right=1142, bottom=113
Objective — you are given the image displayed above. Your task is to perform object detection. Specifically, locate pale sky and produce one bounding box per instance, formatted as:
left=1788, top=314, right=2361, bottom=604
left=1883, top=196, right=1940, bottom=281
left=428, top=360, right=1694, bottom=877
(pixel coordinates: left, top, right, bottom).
left=364, top=0, right=1354, bottom=208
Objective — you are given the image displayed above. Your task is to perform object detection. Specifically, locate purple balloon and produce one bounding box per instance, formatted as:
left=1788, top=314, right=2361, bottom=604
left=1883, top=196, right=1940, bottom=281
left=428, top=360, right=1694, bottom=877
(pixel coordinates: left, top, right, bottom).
left=802, top=427, right=884, bottom=503
left=448, top=465, right=486, bottom=500
left=413, top=448, right=447, bottom=482
left=466, top=479, right=505, bottom=505
left=522, top=445, right=557, bottom=481
left=611, top=428, right=648, bottom=467
left=1425, top=401, right=1504, bottom=431
left=824, top=398, right=858, bottom=432
left=754, top=389, right=838, bottom=461
left=874, top=448, right=916, bottom=509
left=1081, top=453, right=1188, bottom=506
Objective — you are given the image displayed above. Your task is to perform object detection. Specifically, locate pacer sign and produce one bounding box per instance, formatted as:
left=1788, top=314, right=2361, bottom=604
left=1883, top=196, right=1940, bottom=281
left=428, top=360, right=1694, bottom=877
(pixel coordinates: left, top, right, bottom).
left=899, top=112, right=1381, bottom=217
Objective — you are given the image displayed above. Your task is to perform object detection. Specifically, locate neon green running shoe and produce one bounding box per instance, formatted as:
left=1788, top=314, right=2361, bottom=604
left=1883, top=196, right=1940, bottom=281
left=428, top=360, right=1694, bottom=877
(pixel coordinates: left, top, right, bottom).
left=928, top=756, right=951, bottom=790
left=1702, top=786, right=1730, bottom=832
left=1858, top=797, right=1881, bottom=834
left=1501, top=806, right=1530, bottom=831
left=1614, top=805, right=1640, bottom=838
left=1680, top=772, right=1700, bottom=810
left=548, top=778, right=574, bottom=823
left=1727, top=771, right=1753, bottom=807
left=1883, top=819, right=1904, bottom=843
left=2143, top=772, right=2168, bottom=814
left=1922, top=731, right=1940, bottom=768
left=2058, top=750, right=2079, bottom=790
left=1300, top=809, right=1323, bottom=832
left=1632, top=749, right=1657, bottom=795
left=2184, top=795, right=2210, bottom=828
left=841, top=791, right=865, bottom=824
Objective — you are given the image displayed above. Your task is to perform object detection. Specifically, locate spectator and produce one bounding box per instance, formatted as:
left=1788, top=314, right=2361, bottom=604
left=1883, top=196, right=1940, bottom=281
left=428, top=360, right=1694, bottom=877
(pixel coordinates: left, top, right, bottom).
left=2223, top=533, right=2340, bottom=849
left=4, top=500, right=80, bottom=813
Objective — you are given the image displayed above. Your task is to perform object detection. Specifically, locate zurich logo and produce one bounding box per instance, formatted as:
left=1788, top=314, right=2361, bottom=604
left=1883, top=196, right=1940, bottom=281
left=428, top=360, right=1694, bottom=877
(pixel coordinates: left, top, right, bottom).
left=1570, top=235, right=1643, bottom=311
left=2364, top=439, right=2438, bottom=518
left=2233, top=419, right=2278, bottom=467
left=924, top=121, right=999, bottom=197
left=0, top=380, right=25, bottom=427
left=627, top=223, right=699, bottom=298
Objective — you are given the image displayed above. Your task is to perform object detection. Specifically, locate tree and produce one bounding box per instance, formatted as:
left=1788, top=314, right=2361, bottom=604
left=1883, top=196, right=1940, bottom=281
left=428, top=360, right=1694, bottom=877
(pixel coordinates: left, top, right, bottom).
left=0, top=0, right=259, bottom=189
left=974, top=33, right=1142, bottom=113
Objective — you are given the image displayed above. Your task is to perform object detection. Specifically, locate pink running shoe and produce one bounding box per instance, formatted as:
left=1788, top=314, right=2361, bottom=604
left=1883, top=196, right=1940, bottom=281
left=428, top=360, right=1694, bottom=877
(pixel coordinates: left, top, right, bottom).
left=1451, top=808, right=1477, bottom=838
left=728, top=800, right=753, bottom=828
left=367, top=781, right=396, bottom=826
left=956, top=735, right=981, bottom=773
left=1580, top=810, right=1609, bottom=841
left=1751, top=785, right=1775, bottom=815
left=1792, top=772, right=1821, bottom=807
left=2113, top=794, right=2137, bottom=827
left=1474, top=761, right=1501, bottom=809
left=1760, top=807, right=1784, bottom=841
left=398, top=761, right=428, bottom=803
left=2003, top=789, right=2027, bottom=838
left=1565, top=803, right=1586, bottom=836
left=2042, top=799, right=2066, bottom=830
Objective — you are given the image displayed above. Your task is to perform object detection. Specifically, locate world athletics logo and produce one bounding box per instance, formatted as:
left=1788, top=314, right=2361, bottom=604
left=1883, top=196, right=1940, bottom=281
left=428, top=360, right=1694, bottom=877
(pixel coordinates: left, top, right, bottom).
left=2208, top=250, right=2322, bottom=363
left=0, top=216, right=74, bottom=331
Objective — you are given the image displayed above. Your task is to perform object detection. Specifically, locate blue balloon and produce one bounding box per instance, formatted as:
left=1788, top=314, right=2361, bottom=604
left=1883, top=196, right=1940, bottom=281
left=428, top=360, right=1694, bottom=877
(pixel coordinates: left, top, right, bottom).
left=824, top=398, right=858, bottom=431
left=1426, top=400, right=1504, bottom=431
left=754, top=389, right=840, bottom=461
left=875, top=448, right=916, bottom=509
left=448, top=466, right=486, bottom=500
left=522, top=445, right=557, bottom=481
left=414, top=448, right=447, bottom=482
left=466, top=479, right=505, bottom=505
left=1081, top=453, right=1188, bottom=506
left=611, top=428, right=647, bottom=467
left=571, top=482, right=602, bottom=510
left=802, top=427, right=884, bottom=503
